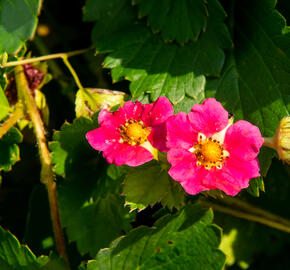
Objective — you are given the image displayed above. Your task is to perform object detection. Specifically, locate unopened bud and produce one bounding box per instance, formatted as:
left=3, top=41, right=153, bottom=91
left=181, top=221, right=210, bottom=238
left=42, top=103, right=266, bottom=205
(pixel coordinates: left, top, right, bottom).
left=274, top=116, right=290, bottom=164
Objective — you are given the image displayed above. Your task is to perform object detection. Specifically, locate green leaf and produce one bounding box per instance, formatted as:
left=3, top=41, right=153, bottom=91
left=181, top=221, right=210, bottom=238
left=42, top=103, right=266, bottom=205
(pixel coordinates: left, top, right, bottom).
left=247, top=177, right=265, bottom=197
left=0, top=0, right=42, bottom=54
left=0, top=127, right=22, bottom=172
left=123, top=161, right=185, bottom=210
left=0, top=225, right=66, bottom=270
left=87, top=204, right=225, bottom=270
left=50, top=117, right=133, bottom=256
left=173, top=92, right=204, bottom=114
left=96, top=0, right=231, bottom=104
left=98, top=27, right=228, bottom=104
left=83, top=0, right=135, bottom=42
left=61, top=193, right=132, bottom=257
left=132, top=0, right=208, bottom=43
left=58, top=165, right=132, bottom=256
left=208, top=0, right=290, bottom=174
left=49, top=116, right=98, bottom=176
left=0, top=85, right=10, bottom=121
left=75, top=88, right=126, bottom=118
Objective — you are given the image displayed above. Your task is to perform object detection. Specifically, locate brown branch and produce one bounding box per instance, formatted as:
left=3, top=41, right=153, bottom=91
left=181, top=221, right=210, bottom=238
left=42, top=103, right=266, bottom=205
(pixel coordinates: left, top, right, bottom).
left=14, top=65, right=70, bottom=269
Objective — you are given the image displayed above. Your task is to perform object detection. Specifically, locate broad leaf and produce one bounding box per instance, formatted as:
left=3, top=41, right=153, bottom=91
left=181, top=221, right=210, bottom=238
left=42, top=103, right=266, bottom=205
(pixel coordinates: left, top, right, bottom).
left=96, top=0, right=231, bottom=104
left=133, top=0, right=207, bottom=43
left=0, top=0, right=42, bottom=54
left=0, top=85, right=10, bottom=121
left=50, top=117, right=133, bottom=256
left=124, top=161, right=185, bottom=210
left=0, top=226, right=66, bottom=270
left=207, top=0, right=290, bottom=174
left=49, top=116, right=98, bottom=176
left=57, top=162, right=133, bottom=256
left=0, top=127, right=22, bottom=171
left=98, top=25, right=230, bottom=104
left=87, top=204, right=226, bottom=270
left=61, top=193, right=132, bottom=257
left=83, top=0, right=135, bottom=42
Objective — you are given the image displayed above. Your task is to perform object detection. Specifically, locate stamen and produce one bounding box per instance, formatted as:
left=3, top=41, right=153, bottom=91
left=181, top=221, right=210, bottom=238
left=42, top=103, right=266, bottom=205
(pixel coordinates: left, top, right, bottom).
left=193, top=134, right=230, bottom=170
left=198, top=132, right=206, bottom=143
left=119, top=119, right=151, bottom=146
left=216, top=164, right=222, bottom=169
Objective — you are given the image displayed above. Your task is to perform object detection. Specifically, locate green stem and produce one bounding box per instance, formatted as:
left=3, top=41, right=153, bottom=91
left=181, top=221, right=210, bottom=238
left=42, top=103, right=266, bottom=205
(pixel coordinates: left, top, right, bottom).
left=0, top=48, right=91, bottom=68
left=263, top=136, right=276, bottom=150
left=0, top=103, right=24, bottom=140
left=62, top=56, right=84, bottom=90
left=201, top=201, right=290, bottom=233
left=14, top=65, right=70, bottom=270
left=219, top=196, right=290, bottom=227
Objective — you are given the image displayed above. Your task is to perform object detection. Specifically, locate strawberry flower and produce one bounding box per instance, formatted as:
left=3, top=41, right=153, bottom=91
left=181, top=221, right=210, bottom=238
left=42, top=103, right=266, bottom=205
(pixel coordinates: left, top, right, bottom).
left=86, top=97, right=173, bottom=166
left=166, top=98, right=263, bottom=196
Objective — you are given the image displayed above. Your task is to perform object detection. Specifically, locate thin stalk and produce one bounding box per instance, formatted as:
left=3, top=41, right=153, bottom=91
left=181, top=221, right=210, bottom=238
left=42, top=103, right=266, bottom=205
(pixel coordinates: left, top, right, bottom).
left=263, top=137, right=276, bottom=150
left=62, top=56, right=84, bottom=90
left=219, top=196, right=290, bottom=227
left=0, top=48, right=91, bottom=68
left=0, top=103, right=24, bottom=139
left=14, top=65, right=70, bottom=269
left=201, top=201, right=290, bottom=234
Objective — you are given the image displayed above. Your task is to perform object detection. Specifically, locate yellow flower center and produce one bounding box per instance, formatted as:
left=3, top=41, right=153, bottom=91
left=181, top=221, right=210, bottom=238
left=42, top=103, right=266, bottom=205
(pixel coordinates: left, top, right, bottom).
left=119, top=119, right=151, bottom=146
left=192, top=133, right=229, bottom=170
left=199, top=140, right=223, bottom=162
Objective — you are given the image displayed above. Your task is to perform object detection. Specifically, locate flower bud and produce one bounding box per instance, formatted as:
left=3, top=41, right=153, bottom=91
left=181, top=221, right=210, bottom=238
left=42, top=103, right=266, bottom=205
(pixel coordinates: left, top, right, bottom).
left=274, top=116, right=290, bottom=165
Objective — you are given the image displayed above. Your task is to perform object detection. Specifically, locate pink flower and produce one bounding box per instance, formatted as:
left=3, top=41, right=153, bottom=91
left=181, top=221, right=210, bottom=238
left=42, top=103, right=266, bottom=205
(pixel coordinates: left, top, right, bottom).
left=166, top=98, right=263, bottom=196
left=86, top=97, right=173, bottom=166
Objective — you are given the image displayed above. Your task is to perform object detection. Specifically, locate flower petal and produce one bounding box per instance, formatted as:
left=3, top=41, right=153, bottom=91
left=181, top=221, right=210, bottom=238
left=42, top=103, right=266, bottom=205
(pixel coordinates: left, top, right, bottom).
left=188, top=98, right=229, bottom=137
left=179, top=167, right=210, bottom=195
left=223, top=157, right=260, bottom=188
left=142, top=97, right=174, bottom=126
left=148, top=123, right=168, bottom=152
left=119, top=100, right=144, bottom=121
left=98, top=109, right=124, bottom=128
left=103, top=143, right=153, bottom=166
left=86, top=127, right=120, bottom=152
left=224, top=120, right=263, bottom=161
left=167, top=148, right=197, bottom=179
left=166, top=112, right=197, bottom=150
left=201, top=169, right=242, bottom=196
left=167, top=148, right=209, bottom=195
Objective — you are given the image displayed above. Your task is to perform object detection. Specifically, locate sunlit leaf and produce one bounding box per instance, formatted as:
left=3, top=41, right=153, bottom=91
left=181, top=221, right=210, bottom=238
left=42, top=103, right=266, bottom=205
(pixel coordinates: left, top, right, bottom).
left=0, top=0, right=42, bottom=54
left=87, top=204, right=225, bottom=270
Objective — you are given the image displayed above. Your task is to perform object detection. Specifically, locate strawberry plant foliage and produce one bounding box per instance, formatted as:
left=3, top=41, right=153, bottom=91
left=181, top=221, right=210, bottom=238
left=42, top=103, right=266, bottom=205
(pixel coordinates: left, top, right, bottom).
left=87, top=204, right=225, bottom=270
left=206, top=0, right=290, bottom=178
left=133, top=0, right=208, bottom=43
left=0, top=0, right=290, bottom=270
left=83, top=0, right=135, bottom=42
left=50, top=117, right=133, bottom=256
left=0, top=0, right=42, bottom=54
left=87, top=0, right=231, bottom=105
left=0, top=127, right=22, bottom=172
left=0, top=226, right=66, bottom=270
left=124, top=161, right=185, bottom=210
